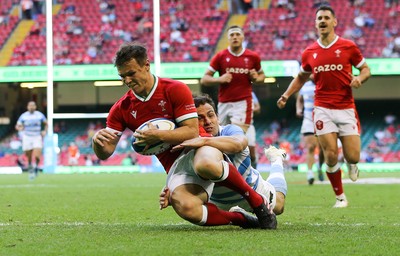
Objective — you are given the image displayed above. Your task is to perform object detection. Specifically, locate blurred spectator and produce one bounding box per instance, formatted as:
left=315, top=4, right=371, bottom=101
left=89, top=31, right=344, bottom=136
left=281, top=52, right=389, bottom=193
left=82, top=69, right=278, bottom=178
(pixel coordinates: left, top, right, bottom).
left=385, top=113, right=397, bottom=125
left=68, top=142, right=80, bottom=166
left=21, top=0, right=33, bottom=20
left=182, top=51, right=193, bottom=61
left=0, top=10, right=10, bottom=26
left=84, top=155, right=93, bottom=166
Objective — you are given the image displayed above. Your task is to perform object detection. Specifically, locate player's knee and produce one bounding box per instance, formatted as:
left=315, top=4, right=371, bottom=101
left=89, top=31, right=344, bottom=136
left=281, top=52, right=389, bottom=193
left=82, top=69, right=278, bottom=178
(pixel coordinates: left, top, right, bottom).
left=170, top=196, right=200, bottom=223
left=193, top=158, right=221, bottom=179
left=273, top=205, right=284, bottom=215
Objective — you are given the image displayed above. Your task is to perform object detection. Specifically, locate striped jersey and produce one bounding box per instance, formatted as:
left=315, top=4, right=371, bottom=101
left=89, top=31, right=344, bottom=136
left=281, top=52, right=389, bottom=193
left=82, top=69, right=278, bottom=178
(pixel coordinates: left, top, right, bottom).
left=299, top=80, right=315, bottom=122
left=16, top=111, right=47, bottom=136
left=210, top=124, right=261, bottom=205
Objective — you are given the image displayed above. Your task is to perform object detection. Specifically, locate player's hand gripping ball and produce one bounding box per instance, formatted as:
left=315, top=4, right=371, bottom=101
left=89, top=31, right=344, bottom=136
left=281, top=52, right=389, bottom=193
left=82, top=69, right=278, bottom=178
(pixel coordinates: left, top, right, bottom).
left=132, top=118, right=176, bottom=155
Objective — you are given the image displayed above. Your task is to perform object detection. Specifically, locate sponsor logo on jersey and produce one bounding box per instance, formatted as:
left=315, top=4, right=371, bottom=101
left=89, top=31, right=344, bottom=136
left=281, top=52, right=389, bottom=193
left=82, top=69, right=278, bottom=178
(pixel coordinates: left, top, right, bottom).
left=225, top=67, right=250, bottom=74
left=226, top=57, right=230, bottom=62
left=313, top=53, right=318, bottom=59
left=314, top=64, right=343, bottom=73
left=130, top=110, right=137, bottom=119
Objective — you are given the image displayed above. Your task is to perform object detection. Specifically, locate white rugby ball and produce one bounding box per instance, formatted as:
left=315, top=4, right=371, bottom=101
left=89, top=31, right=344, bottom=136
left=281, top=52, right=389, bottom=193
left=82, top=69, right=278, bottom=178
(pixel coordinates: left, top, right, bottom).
left=131, top=118, right=176, bottom=155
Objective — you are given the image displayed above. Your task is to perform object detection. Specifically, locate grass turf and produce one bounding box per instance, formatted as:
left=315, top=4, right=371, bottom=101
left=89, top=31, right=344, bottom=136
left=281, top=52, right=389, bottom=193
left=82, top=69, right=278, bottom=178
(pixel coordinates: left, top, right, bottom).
left=1, top=172, right=399, bottom=256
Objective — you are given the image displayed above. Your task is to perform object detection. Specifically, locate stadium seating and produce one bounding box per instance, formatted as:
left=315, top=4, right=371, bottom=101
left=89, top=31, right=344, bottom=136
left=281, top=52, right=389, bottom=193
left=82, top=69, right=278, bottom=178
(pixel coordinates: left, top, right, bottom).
left=5, top=0, right=228, bottom=65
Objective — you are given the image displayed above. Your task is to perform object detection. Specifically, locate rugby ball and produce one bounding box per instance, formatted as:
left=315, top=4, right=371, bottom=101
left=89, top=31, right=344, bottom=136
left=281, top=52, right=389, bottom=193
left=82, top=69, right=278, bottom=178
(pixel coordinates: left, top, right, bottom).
left=131, top=118, right=176, bottom=155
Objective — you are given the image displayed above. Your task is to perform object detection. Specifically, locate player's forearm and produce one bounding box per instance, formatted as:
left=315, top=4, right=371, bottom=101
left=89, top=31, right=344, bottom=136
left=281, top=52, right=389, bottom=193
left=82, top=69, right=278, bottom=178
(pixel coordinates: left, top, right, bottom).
left=200, top=75, right=220, bottom=86
left=358, top=65, right=371, bottom=84
left=282, top=75, right=307, bottom=99
left=92, top=143, right=114, bottom=160
left=203, top=136, right=246, bottom=154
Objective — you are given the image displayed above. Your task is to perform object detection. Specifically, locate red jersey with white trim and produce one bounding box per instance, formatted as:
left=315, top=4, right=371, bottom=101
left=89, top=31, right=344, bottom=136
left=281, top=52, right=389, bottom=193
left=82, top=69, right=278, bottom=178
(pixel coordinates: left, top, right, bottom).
left=209, top=48, right=262, bottom=103
left=106, top=76, right=198, bottom=173
left=301, top=36, right=366, bottom=109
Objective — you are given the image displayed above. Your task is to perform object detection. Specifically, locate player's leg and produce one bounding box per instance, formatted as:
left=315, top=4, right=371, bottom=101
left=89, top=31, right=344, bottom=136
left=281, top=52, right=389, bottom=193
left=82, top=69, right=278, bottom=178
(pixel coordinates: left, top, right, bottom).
left=303, top=134, right=318, bottom=185
left=32, top=147, right=42, bottom=176
left=170, top=184, right=258, bottom=228
left=264, top=145, right=287, bottom=215
left=166, top=154, right=259, bottom=228
left=318, top=133, right=347, bottom=207
left=341, top=135, right=361, bottom=181
left=194, top=146, right=276, bottom=229
left=336, top=108, right=361, bottom=182
left=246, top=125, right=257, bottom=168
left=314, top=107, right=347, bottom=207
left=317, top=145, right=325, bottom=181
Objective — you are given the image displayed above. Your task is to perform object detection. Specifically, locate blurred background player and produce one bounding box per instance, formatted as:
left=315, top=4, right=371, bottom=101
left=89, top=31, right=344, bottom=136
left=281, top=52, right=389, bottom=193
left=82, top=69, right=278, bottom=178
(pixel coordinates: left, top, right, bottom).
left=277, top=5, right=371, bottom=207
left=15, top=101, right=47, bottom=180
left=200, top=25, right=266, bottom=133
left=246, top=91, right=261, bottom=168
left=296, top=75, right=324, bottom=184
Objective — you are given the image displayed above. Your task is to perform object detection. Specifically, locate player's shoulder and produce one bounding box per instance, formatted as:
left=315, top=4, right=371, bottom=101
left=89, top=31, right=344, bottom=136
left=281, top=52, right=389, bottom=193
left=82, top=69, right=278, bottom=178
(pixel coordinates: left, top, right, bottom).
left=220, top=124, right=245, bottom=136
left=303, top=41, right=320, bottom=53
left=158, top=77, right=187, bottom=87
left=244, top=48, right=261, bottom=58
left=336, top=37, right=358, bottom=48
left=111, top=90, right=135, bottom=111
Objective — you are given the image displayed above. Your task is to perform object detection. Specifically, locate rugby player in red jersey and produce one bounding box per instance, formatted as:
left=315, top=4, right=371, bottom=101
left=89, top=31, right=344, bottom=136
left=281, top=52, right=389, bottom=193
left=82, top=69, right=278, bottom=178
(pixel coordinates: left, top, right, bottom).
left=201, top=25, right=266, bottom=133
left=92, top=43, right=276, bottom=228
left=277, top=5, right=371, bottom=208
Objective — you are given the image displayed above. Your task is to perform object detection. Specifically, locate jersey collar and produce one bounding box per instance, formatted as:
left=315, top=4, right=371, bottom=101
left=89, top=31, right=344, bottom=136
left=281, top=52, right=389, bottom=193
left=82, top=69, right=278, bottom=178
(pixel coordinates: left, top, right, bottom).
left=228, top=46, right=245, bottom=56
left=317, top=35, right=339, bottom=49
left=133, top=75, right=158, bottom=102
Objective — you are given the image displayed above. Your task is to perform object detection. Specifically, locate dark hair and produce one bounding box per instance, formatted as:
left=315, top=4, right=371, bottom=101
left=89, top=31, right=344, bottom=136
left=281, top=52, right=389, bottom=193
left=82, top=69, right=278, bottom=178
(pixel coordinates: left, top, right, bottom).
left=193, top=93, right=217, bottom=113
left=114, top=43, right=148, bottom=67
left=316, top=5, right=335, bottom=17
left=227, top=25, right=243, bottom=32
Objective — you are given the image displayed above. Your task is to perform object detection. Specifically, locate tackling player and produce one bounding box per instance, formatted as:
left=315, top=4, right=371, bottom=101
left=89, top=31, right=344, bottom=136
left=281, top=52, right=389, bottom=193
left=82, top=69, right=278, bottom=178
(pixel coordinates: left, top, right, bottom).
left=160, top=94, right=288, bottom=226
left=277, top=5, right=371, bottom=207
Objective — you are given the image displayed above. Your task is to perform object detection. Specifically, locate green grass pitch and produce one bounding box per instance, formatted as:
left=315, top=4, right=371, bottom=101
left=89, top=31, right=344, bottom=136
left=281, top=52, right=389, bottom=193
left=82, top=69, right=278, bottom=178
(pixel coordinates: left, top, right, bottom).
left=1, top=171, right=399, bottom=256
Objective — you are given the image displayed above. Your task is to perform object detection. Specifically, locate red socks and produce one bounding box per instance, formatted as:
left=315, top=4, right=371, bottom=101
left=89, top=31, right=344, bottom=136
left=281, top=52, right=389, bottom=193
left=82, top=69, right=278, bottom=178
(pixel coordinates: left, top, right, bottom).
left=326, top=169, right=344, bottom=196
left=203, top=203, right=246, bottom=226
left=215, top=162, right=263, bottom=208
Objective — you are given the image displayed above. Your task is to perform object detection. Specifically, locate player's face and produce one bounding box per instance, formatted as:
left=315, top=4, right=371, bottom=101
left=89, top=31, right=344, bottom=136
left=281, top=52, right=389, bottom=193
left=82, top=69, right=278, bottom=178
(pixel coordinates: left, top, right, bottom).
left=196, top=103, right=219, bottom=136
left=228, top=32, right=244, bottom=49
left=117, top=58, right=151, bottom=96
left=27, top=102, right=36, bottom=113
left=315, top=10, right=337, bottom=37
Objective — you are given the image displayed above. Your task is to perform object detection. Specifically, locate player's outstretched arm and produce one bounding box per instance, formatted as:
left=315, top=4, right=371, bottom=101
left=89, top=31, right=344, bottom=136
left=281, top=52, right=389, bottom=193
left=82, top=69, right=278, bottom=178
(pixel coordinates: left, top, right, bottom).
left=277, top=72, right=309, bottom=109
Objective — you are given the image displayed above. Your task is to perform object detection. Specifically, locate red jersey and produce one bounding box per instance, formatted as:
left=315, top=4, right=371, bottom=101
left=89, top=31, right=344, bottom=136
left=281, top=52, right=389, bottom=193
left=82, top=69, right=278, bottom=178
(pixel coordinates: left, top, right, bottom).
left=209, top=48, right=262, bottom=103
left=106, top=76, right=198, bottom=173
left=301, top=36, right=365, bottom=109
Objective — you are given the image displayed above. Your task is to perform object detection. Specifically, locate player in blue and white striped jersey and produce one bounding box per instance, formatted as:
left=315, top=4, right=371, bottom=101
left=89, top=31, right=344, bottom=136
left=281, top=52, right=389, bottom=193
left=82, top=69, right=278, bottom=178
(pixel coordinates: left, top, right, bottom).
left=296, top=75, right=324, bottom=184
left=15, top=101, right=47, bottom=179
left=195, top=94, right=287, bottom=216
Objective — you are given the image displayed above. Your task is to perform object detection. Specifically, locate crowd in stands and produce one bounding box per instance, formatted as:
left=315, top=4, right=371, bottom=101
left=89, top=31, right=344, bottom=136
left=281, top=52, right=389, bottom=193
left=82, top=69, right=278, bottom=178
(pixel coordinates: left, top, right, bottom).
left=1, top=0, right=399, bottom=65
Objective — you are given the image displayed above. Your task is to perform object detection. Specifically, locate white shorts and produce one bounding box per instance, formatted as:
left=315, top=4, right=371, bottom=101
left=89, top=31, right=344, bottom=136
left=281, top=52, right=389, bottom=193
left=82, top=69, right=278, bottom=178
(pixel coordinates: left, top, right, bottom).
left=300, top=117, right=314, bottom=135
left=314, top=107, right=360, bottom=136
left=246, top=125, right=256, bottom=147
left=218, top=99, right=252, bottom=127
left=166, top=150, right=214, bottom=198
left=211, top=178, right=277, bottom=212
left=22, top=134, right=43, bottom=151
